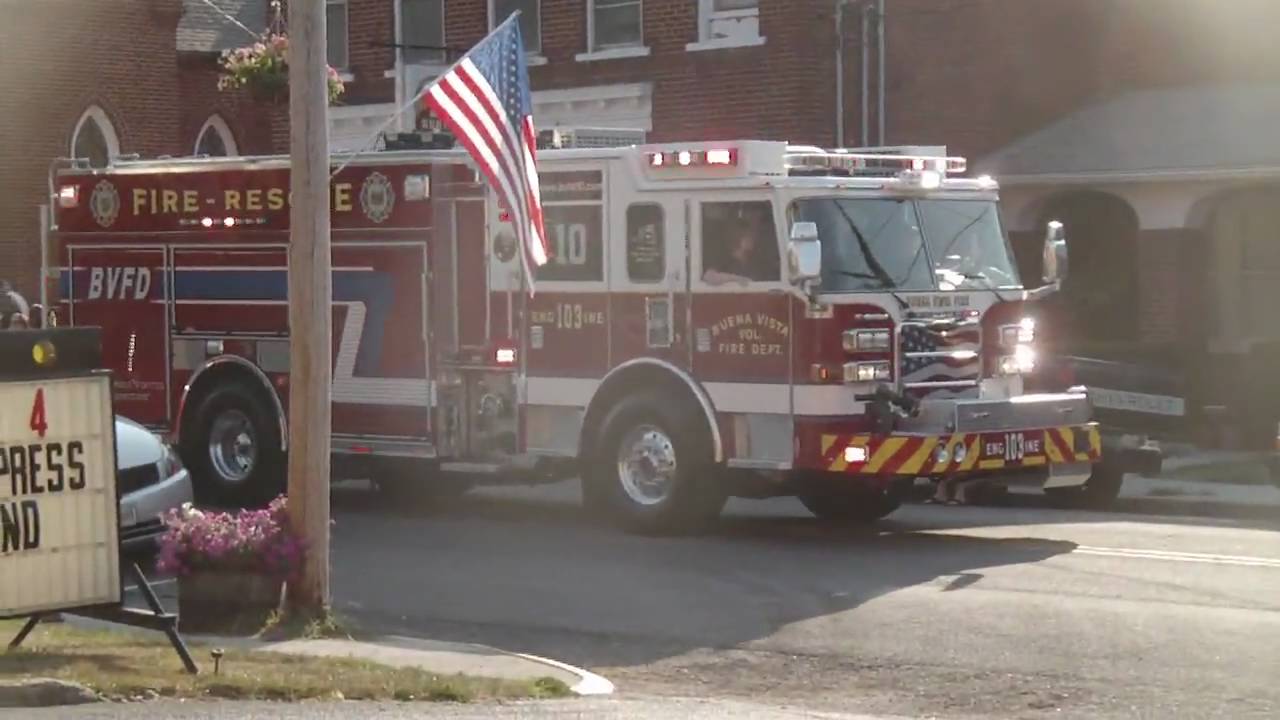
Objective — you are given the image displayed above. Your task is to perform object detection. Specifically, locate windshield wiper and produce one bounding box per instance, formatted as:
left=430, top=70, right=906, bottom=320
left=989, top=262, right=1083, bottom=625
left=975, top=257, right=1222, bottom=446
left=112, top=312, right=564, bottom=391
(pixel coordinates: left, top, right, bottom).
left=831, top=204, right=910, bottom=312
left=830, top=271, right=912, bottom=312
left=944, top=270, right=1010, bottom=304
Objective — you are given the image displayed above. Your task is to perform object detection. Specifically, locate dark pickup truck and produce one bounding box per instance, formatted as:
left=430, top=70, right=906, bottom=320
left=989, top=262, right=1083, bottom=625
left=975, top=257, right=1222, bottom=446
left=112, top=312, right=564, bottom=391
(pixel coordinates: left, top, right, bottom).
left=1029, top=354, right=1178, bottom=507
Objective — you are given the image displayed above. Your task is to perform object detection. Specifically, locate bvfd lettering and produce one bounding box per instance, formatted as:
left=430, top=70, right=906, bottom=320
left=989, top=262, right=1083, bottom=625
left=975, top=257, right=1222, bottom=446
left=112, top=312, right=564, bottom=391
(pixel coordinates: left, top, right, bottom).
left=87, top=267, right=152, bottom=300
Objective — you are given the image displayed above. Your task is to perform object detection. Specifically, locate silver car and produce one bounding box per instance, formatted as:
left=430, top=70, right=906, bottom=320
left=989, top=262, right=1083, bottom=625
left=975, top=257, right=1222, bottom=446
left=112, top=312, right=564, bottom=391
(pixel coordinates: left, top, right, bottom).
left=115, top=416, right=193, bottom=560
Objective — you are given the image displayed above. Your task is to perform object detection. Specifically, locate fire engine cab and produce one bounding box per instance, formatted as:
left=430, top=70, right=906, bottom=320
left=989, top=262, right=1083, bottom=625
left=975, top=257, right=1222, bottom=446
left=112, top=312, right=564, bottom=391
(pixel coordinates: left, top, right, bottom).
left=44, top=137, right=1101, bottom=533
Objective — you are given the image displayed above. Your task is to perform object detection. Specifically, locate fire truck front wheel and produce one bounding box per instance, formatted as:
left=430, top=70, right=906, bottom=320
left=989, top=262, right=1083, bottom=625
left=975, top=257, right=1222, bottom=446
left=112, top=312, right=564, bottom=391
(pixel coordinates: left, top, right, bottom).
left=182, top=382, right=285, bottom=508
left=586, top=392, right=727, bottom=535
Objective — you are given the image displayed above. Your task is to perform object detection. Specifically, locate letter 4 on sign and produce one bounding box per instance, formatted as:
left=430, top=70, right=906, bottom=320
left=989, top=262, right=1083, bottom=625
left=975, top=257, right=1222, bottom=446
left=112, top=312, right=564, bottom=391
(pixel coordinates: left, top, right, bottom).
left=0, top=374, right=121, bottom=618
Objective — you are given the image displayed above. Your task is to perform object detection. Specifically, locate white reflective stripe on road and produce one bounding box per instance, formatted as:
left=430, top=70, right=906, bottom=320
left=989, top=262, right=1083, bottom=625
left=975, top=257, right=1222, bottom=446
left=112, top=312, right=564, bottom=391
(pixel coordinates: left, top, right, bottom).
left=1074, top=545, right=1280, bottom=569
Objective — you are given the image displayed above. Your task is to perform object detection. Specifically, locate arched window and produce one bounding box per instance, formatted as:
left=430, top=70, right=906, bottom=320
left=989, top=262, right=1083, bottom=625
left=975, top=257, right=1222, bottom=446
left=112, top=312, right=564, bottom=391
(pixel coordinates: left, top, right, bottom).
left=195, top=115, right=238, bottom=157
left=70, top=106, right=120, bottom=168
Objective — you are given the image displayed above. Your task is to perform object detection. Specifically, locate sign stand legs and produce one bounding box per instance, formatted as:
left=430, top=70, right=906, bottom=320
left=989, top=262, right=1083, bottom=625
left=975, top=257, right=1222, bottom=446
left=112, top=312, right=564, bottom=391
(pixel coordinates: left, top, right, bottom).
left=7, top=562, right=198, bottom=675
left=8, top=615, right=41, bottom=650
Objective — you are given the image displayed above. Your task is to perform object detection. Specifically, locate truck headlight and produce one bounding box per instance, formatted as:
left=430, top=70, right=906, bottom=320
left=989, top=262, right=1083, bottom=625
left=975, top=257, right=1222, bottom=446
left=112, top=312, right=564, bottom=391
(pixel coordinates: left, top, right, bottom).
left=842, top=328, right=891, bottom=352
left=997, top=344, right=1036, bottom=375
left=1000, top=317, right=1035, bottom=348
left=844, top=360, right=891, bottom=383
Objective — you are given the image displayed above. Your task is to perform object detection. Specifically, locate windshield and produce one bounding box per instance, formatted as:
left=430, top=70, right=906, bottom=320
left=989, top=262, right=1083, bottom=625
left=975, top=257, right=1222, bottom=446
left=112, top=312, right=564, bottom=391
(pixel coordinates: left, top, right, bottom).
left=789, top=197, right=1021, bottom=293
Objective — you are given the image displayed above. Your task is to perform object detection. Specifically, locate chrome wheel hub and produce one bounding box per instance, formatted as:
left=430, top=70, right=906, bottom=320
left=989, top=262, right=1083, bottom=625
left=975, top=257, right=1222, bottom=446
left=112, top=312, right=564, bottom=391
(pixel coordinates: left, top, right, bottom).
left=617, top=424, right=677, bottom=506
left=208, top=409, right=256, bottom=484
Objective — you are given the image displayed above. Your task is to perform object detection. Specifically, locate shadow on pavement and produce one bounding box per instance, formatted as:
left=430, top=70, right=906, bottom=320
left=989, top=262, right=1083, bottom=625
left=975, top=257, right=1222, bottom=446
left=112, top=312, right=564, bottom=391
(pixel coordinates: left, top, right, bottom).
left=327, top=482, right=1080, bottom=672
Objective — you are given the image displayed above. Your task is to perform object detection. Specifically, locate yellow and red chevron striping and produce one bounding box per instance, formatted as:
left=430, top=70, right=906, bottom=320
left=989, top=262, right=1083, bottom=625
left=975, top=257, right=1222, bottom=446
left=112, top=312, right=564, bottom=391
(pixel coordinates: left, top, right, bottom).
left=818, top=425, right=1101, bottom=475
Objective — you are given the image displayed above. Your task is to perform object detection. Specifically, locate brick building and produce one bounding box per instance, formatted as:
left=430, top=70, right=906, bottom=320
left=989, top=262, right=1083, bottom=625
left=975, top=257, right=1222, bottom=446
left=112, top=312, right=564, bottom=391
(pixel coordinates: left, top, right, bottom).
left=6, top=0, right=1279, bottom=443
left=0, top=0, right=187, bottom=300
left=233, top=0, right=1280, bottom=444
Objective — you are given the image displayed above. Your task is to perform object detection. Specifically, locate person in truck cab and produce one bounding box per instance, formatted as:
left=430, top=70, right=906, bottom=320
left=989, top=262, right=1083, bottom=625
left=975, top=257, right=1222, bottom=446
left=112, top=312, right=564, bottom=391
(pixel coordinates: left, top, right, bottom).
left=704, top=220, right=777, bottom=286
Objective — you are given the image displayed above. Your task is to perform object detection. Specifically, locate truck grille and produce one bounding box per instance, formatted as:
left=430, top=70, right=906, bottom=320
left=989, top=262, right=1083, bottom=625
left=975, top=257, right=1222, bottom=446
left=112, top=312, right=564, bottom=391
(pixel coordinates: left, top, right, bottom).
left=899, top=319, right=982, bottom=397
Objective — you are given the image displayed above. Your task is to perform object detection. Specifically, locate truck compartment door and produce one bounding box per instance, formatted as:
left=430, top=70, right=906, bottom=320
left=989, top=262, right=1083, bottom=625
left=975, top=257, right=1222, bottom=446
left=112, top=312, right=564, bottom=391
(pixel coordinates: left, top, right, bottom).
left=65, top=246, right=170, bottom=426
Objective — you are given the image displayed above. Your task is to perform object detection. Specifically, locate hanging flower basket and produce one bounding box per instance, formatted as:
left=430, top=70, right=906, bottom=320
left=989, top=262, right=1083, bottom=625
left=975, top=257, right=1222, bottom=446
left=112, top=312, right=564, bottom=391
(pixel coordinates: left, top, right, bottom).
left=217, top=32, right=345, bottom=105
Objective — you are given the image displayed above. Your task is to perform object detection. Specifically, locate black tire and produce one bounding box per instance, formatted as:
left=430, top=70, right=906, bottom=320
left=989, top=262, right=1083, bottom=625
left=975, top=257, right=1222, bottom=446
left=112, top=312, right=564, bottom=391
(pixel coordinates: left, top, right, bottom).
left=1045, top=462, right=1124, bottom=510
left=799, top=487, right=901, bottom=524
left=585, top=392, right=727, bottom=535
left=181, top=381, right=285, bottom=509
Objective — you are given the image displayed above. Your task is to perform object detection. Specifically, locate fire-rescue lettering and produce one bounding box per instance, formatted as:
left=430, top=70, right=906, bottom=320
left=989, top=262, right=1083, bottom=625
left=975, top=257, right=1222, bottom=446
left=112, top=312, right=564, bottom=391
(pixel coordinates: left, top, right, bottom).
left=128, top=184, right=355, bottom=216
left=709, top=313, right=789, bottom=356
left=86, top=267, right=151, bottom=300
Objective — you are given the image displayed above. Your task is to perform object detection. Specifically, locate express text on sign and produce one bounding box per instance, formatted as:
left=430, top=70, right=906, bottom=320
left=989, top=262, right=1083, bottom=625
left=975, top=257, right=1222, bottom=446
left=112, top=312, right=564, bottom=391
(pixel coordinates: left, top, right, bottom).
left=1, top=388, right=89, bottom=553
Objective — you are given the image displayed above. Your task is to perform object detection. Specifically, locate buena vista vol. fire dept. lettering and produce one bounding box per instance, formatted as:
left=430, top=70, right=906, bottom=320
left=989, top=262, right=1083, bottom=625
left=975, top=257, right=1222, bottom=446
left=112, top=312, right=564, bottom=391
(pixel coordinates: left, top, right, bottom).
left=710, top=313, right=789, bottom=356
left=129, top=183, right=356, bottom=216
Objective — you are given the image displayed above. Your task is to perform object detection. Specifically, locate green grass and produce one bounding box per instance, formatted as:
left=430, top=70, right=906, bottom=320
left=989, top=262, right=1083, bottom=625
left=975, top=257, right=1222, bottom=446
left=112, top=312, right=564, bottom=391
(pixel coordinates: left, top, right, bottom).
left=0, top=619, right=572, bottom=703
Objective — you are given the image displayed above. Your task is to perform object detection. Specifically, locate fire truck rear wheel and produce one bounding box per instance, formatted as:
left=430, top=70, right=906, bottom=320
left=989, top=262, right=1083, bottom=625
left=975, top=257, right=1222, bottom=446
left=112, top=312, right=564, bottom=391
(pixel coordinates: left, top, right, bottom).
left=798, top=488, right=901, bottom=524
left=183, top=382, right=284, bottom=509
left=588, top=392, right=727, bottom=535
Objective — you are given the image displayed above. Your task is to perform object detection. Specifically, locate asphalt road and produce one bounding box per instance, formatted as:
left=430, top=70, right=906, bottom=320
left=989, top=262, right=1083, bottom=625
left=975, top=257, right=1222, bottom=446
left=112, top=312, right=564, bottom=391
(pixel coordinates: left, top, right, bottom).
left=25, top=480, right=1280, bottom=719
left=318, top=481, right=1279, bottom=719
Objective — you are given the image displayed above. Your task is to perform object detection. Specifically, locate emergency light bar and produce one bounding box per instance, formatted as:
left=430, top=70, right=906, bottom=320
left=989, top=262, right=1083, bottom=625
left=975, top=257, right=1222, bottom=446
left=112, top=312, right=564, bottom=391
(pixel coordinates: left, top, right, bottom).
left=646, top=148, right=738, bottom=168
left=57, top=184, right=79, bottom=208
left=784, top=150, right=967, bottom=177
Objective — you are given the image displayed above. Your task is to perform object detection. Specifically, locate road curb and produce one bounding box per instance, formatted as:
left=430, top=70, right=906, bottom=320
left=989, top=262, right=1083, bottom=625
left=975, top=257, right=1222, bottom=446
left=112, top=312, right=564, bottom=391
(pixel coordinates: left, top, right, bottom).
left=507, top=650, right=615, bottom=696
left=175, top=629, right=615, bottom=697
left=0, top=678, right=99, bottom=707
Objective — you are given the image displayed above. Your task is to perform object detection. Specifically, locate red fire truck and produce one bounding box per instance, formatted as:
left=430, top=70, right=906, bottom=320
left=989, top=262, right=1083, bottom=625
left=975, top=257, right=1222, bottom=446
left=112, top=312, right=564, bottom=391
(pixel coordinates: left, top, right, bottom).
left=43, top=138, right=1101, bottom=533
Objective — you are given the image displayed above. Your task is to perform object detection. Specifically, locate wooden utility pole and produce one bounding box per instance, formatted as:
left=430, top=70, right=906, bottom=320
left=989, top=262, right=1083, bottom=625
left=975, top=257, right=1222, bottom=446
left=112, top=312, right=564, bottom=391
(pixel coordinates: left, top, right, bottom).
left=286, top=0, right=331, bottom=611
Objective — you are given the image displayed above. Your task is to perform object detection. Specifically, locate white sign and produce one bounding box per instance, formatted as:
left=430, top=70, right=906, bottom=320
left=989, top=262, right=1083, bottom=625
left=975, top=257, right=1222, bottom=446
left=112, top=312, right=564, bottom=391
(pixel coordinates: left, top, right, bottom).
left=1088, top=386, right=1186, bottom=417
left=0, top=374, right=120, bottom=617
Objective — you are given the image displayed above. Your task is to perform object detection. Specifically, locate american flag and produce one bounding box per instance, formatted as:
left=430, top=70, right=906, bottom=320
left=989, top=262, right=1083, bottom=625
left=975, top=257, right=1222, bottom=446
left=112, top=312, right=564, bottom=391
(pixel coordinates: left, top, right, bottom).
left=420, top=13, right=548, bottom=288
left=899, top=321, right=982, bottom=386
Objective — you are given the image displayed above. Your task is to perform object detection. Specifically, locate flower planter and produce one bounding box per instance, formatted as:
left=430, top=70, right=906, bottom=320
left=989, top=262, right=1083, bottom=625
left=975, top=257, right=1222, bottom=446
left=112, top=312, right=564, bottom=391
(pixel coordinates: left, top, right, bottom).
left=177, top=570, right=284, bottom=635
left=217, top=32, right=345, bottom=105
left=247, top=75, right=289, bottom=105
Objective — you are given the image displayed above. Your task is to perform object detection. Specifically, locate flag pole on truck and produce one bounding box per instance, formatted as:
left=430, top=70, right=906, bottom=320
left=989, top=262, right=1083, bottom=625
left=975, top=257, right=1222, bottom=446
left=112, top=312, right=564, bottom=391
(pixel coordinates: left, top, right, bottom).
left=417, top=11, right=551, bottom=291
left=287, top=0, right=332, bottom=613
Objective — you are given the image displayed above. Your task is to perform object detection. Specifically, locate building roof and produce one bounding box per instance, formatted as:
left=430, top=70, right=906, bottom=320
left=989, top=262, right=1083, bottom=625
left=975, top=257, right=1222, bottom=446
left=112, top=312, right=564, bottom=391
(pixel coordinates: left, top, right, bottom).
left=977, top=84, right=1280, bottom=181
left=177, top=0, right=268, bottom=53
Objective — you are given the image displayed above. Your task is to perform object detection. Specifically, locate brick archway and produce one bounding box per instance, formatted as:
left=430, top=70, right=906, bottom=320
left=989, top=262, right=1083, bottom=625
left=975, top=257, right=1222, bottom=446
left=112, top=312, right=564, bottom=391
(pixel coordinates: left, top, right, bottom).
left=1032, top=190, right=1140, bottom=355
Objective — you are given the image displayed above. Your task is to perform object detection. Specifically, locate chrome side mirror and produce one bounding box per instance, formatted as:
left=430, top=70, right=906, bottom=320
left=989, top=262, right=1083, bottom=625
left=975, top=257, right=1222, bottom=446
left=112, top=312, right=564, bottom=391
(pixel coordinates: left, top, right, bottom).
left=1042, top=220, right=1069, bottom=285
left=788, top=221, right=822, bottom=286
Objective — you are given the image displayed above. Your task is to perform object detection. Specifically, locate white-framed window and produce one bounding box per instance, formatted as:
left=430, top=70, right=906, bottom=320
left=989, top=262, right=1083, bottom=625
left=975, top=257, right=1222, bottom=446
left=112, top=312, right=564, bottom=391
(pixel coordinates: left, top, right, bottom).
left=70, top=106, right=120, bottom=169
left=490, top=0, right=541, bottom=56
left=401, top=0, right=446, bottom=65
left=689, top=0, right=764, bottom=51
left=590, top=0, right=642, bottom=51
left=327, top=0, right=350, bottom=70
left=194, top=115, right=238, bottom=157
